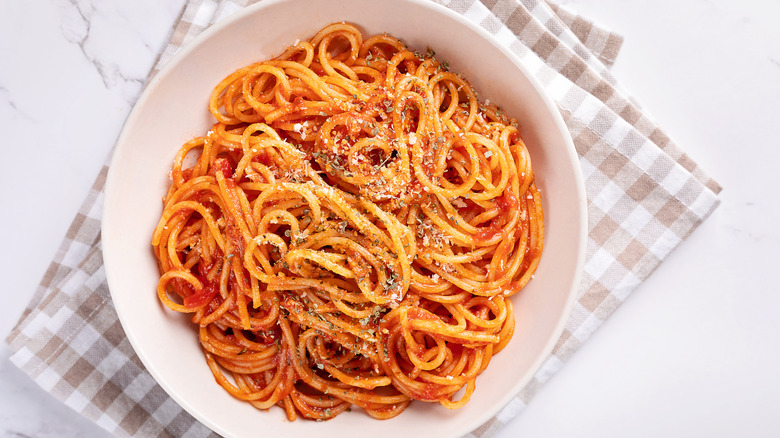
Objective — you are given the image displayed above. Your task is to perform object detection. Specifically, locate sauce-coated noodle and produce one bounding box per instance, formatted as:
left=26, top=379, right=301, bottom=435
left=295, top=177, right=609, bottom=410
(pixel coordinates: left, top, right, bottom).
left=153, top=22, right=543, bottom=421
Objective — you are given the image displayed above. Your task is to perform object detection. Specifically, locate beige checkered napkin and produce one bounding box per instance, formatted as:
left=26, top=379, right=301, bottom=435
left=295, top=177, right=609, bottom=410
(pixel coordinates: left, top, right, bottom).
left=5, top=1, right=721, bottom=437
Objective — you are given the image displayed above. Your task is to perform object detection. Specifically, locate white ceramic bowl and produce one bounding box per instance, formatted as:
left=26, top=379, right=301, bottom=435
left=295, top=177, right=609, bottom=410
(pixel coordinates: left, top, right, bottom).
left=103, top=0, right=586, bottom=437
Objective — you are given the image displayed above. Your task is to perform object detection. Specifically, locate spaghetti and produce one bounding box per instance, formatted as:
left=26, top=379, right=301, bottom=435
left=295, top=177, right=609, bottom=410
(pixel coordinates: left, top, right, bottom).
left=152, top=22, right=543, bottom=421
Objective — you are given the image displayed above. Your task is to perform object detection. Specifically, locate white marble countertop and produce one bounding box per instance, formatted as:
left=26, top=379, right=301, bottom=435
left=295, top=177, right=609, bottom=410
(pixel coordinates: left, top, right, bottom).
left=1, top=0, right=778, bottom=437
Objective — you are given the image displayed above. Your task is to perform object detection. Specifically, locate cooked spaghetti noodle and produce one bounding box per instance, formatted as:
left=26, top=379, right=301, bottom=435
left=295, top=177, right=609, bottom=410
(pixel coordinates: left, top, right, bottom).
left=152, top=22, right=543, bottom=421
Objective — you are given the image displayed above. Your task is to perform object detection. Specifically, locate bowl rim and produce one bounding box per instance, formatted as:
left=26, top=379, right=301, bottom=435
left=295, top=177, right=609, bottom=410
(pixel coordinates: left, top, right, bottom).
left=102, top=0, right=587, bottom=436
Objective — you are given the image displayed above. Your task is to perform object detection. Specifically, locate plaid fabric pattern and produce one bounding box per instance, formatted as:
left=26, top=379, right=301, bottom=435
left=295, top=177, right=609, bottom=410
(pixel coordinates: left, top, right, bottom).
left=5, top=1, right=721, bottom=437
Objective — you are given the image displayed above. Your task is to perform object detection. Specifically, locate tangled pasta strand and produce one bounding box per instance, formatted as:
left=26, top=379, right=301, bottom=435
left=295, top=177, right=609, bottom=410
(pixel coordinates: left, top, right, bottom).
left=153, top=22, right=543, bottom=421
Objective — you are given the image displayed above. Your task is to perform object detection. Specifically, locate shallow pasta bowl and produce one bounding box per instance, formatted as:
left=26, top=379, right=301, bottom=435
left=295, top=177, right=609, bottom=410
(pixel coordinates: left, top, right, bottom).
left=102, top=0, right=587, bottom=436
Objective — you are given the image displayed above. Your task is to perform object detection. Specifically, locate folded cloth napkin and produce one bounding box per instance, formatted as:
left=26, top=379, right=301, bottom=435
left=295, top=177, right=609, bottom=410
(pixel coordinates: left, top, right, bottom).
left=5, top=0, right=721, bottom=437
